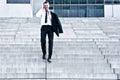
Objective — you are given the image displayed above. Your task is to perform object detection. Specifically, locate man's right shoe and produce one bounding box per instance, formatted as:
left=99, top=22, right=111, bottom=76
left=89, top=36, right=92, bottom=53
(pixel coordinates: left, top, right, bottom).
left=42, top=55, right=46, bottom=60
left=47, top=59, right=52, bottom=63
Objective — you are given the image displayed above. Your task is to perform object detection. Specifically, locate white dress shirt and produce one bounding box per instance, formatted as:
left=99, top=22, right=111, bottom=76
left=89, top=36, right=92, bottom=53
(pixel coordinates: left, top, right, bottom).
left=36, top=9, right=52, bottom=26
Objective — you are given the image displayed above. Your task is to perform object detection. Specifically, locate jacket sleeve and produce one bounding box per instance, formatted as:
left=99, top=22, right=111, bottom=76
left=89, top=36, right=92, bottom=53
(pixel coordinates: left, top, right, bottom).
left=55, top=14, right=63, bottom=33
left=36, top=9, right=42, bottom=17
left=57, top=17, right=63, bottom=33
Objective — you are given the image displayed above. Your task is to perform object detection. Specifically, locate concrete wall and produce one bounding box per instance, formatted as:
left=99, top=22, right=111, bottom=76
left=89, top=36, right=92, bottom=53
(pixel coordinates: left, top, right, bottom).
left=1, top=0, right=120, bottom=18
left=0, top=0, right=33, bottom=17
left=105, top=5, right=120, bottom=18
left=32, top=0, right=45, bottom=16
left=113, top=5, right=120, bottom=18
left=104, top=5, right=113, bottom=17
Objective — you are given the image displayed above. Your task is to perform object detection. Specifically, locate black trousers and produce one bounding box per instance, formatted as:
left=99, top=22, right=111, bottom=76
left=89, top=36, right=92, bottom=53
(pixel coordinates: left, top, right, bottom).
left=41, top=25, right=54, bottom=59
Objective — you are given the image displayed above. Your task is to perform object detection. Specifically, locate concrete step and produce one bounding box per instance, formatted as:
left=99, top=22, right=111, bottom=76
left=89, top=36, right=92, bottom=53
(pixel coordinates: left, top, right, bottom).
left=0, top=58, right=105, bottom=62
left=47, top=68, right=113, bottom=74
left=0, top=79, right=44, bottom=80
left=0, top=49, right=101, bottom=54
left=47, top=63, right=111, bottom=69
left=0, top=63, right=45, bottom=67
left=0, top=60, right=42, bottom=64
left=1, top=18, right=120, bottom=79
left=97, top=45, right=120, bottom=48
left=111, top=64, right=120, bottom=69
left=101, top=48, right=120, bottom=51
left=0, top=44, right=98, bottom=47
left=0, top=60, right=108, bottom=65
left=0, top=73, right=45, bottom=78
left=114, top=68, right=120, bottom=74
left=48, top=79, right=116, bottom=80
left=47, top=73, right=117, bottom=79
left=107, top=58, right=120, bottom=63
left=102, top=50, right=120, bottom=55
left=54, top=55, right=105, bottom=59
left=0, top=67, right=112, bottom=74
left=0, top=54, right=104, bottom=58
left=0, top=44, right=98, bottom=49
left=0, top=67, right=45, bottom=73
left=54, top=51, right=101, bottom=55
left=105, top=55, right=120, bottom=59
left=0, top=42, right=96, bottom=45
left=117, top=74, right=120, bottom=79
left=50, top=59, right=107, bottom=64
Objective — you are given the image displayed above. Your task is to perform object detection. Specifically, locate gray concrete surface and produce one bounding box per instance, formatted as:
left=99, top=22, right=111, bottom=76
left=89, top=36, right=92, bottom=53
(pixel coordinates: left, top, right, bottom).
left=0, top=17, right=120, bottom=80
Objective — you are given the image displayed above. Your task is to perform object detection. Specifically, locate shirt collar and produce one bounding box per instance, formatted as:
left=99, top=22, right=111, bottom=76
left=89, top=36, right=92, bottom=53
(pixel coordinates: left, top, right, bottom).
left=43, top=9, right=50, bottom=13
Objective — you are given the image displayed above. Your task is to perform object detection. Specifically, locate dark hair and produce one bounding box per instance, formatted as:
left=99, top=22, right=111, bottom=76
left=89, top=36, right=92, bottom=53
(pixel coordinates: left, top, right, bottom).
left=43, top=1, right=49, bottom=4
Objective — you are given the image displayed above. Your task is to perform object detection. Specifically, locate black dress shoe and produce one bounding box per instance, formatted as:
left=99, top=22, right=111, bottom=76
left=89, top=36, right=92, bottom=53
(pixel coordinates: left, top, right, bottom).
left=42, top=55, right=46, bottom=60
left=47, top=59, right=52, bottom=63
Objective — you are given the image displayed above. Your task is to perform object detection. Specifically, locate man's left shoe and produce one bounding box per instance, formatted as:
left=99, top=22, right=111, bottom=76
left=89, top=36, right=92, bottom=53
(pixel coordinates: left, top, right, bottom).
left=42, top=55, right=46, bottom=60
left=47, top=59, right=52, bottom=63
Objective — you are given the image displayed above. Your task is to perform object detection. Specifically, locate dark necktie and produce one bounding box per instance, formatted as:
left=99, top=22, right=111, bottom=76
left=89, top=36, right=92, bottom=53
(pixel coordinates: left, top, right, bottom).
left=45, top=11, right=47, bottom=23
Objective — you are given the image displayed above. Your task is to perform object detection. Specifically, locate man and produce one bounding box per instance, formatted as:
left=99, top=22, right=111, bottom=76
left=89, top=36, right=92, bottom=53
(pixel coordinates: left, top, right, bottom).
left=36, top=1, right=63, bottom=63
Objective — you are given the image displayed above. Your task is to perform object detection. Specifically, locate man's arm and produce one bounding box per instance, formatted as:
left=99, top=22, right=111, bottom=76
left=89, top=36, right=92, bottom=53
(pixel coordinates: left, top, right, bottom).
left=36, top=9, right=42, bottom=17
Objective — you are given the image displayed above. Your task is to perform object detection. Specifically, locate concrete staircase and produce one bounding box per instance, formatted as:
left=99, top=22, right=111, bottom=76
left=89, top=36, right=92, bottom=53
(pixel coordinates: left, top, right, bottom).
left=0, top=17, right=120, bottom=80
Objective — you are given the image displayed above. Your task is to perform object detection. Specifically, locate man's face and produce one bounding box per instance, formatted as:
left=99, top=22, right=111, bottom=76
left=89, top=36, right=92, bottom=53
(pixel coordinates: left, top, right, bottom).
left=43, top=3, right=49, bottom=11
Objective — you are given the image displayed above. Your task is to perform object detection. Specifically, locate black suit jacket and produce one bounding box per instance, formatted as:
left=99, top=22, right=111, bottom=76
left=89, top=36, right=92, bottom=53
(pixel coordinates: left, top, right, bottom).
left=51, top=12, right=63, bottom=37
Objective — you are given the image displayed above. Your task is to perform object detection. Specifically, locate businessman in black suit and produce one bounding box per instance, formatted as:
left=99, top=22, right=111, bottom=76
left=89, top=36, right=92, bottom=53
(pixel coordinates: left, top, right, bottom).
left=36, top=1, right=63, bottom=63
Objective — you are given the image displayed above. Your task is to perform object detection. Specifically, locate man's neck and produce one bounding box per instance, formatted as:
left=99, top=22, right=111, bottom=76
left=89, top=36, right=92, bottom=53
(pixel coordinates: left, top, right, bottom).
left=44, top=9, right=50, bottom=12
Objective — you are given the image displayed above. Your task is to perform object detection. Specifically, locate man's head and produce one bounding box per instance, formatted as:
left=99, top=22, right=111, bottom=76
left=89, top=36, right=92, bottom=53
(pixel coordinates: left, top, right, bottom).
left=43, top=1, right=50, bottom=11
